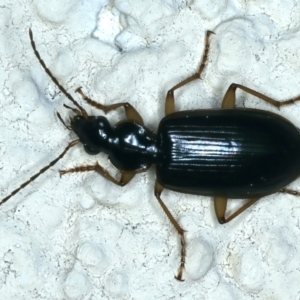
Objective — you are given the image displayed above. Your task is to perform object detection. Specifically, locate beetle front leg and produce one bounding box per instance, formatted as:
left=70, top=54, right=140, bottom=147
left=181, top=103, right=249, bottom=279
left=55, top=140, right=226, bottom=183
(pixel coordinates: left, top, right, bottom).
left=222, top=83, right=300, bottom=109
left=214, top=197, right=260, bottom=224
left=165, top=30, right=215, bottom=115
left=154, top=180, right=186, bottom=281
left=75, top=87, right=144, bottom=125
left=59, top=163, right=136, bottom=186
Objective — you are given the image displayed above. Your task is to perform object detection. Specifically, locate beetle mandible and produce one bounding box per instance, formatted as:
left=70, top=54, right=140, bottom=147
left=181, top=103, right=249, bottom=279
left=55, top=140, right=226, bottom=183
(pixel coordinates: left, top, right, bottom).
left=2, top=29, right=300, bottom=281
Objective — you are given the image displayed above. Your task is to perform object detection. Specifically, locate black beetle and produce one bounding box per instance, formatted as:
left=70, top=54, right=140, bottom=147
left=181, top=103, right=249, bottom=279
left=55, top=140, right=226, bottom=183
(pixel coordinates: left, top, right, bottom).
left=1, top=29, right=300, bottom=281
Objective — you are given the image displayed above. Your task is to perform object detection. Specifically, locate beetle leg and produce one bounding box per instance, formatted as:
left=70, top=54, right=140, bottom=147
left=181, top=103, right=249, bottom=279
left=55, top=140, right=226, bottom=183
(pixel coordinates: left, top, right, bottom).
left=59, top=163, right=136, bottom=186
left=221, top=84, right=237, bottom=108
left=75, top=87, right=144, bottom=125
left=280, top=187, right=300, bottom=197
left=214, top=197, right=260, bottom=224
left=165, top=30, right=215, bottom=115
left=154, top=180, right=186, bottom=281
left=222, top=83, right=300, bottom=109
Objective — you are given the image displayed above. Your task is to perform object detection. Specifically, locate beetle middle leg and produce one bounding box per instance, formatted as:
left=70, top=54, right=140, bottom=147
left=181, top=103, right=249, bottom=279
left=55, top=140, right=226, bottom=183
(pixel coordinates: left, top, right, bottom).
left=59, top=163, right=137, bottom=186
left=75, top=87, right=144, bottom=125
left=165, top=30, right=215, bottom=115
left=154, top=180, right=186, bottom=281
left=222, top=83, right=300, bottom=109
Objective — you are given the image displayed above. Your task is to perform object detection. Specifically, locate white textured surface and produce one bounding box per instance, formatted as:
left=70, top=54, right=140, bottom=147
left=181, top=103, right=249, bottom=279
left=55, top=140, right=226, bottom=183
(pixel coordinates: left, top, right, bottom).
left=1, top=0, right=300, bottom=299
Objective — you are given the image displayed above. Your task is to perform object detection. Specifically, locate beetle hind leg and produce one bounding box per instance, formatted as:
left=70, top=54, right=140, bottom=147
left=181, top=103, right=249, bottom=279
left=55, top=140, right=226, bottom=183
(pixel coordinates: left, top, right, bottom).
left=280, top=187, right=300, bottom=197
left=214, top=196, right=260, bottom=224
left=154, top=180, right=186, bottom=281
left=222, top=83, right=300, bottom=109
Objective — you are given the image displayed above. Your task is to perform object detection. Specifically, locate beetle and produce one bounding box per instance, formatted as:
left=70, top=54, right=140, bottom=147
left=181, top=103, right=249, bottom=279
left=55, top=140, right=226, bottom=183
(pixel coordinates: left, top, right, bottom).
left=1, top=29, right=300, bottom=281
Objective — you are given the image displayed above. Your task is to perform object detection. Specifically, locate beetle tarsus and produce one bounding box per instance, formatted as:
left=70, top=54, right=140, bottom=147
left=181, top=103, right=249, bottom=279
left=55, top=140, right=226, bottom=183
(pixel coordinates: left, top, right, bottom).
left=175, top=263, right=185, bottom=282
left=175, top=234, right=187, bottom=281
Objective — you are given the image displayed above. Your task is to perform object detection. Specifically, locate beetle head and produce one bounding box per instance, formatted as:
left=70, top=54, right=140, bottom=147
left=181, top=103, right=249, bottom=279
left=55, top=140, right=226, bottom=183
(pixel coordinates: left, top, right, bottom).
left=71, top=115, right=113, bottom=155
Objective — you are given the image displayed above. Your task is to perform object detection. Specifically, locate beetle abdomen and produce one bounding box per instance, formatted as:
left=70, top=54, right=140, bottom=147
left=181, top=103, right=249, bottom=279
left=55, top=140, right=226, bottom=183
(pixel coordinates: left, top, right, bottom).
left=156, top=109, right=300, bottom=198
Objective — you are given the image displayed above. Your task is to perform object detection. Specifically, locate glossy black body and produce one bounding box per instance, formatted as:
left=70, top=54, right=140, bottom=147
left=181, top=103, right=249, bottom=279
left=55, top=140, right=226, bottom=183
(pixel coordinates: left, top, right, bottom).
left=156, top=109, right=300, bottom=198
left=73, top=108, right=300, bottom=198
left=71, top=115, right=159, bottom=170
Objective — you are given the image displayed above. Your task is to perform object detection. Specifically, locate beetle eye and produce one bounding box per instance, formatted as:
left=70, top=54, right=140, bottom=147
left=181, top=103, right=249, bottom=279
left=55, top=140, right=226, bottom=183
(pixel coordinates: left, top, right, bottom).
left=84, top=145, right=100, bottom=155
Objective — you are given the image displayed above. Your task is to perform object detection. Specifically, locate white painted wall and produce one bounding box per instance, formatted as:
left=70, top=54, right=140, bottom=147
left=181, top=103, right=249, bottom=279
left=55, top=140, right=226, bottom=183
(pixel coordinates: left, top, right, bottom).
left=1, top=0, right=300, bottom=299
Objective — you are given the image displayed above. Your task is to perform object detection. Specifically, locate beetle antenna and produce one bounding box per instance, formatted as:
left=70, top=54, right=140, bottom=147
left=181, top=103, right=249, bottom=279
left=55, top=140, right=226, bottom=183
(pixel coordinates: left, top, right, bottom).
left=0, top=139, right=79, bottom=206
left=63, top=104, right=82, bottom=116
left=56, top=112, right=72, bottom=130
left=29, top=28, right=88, bottom=119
